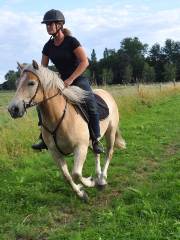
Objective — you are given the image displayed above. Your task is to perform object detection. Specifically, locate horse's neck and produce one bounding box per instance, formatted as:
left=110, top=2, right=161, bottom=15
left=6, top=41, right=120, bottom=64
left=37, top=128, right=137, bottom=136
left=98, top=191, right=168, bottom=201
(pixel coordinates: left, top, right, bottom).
left=39, top=91, right=67, bottom=127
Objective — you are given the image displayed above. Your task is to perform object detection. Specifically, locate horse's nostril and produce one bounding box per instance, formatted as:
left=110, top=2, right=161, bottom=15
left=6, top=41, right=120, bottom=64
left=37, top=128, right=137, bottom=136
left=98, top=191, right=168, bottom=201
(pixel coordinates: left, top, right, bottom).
left=14, top=106, right=19, bottom=113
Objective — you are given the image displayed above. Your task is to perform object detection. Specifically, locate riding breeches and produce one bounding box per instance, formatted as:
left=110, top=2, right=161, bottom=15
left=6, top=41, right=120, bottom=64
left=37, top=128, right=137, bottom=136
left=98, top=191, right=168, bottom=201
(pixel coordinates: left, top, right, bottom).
left=72, top=76, right=100, bottom=139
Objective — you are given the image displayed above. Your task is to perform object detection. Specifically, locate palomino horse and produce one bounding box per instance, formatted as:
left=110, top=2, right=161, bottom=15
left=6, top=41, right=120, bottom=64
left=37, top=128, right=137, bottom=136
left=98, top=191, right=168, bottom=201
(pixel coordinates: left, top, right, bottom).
left=8, top=60, right=126, bottom=201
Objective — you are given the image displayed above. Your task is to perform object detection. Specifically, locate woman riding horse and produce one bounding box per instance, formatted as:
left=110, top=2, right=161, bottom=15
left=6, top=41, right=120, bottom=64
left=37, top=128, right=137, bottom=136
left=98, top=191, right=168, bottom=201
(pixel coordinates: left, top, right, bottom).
left=32, top=9, right=103, bottom=154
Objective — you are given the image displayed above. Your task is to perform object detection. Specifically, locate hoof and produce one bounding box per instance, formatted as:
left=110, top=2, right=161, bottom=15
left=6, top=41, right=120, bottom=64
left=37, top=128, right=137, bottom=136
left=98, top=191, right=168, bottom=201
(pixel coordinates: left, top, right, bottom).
left=95, top=176, right=107, bottom=191
left=77, top=184, right=89, bottom=203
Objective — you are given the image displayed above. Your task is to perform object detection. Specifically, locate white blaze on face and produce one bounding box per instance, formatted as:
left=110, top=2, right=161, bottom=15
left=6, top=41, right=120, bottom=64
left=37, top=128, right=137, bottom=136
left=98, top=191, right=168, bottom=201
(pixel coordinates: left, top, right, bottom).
left=13, top=72, right=27, bottom=102
left=17, top=71, right=27, bottom=89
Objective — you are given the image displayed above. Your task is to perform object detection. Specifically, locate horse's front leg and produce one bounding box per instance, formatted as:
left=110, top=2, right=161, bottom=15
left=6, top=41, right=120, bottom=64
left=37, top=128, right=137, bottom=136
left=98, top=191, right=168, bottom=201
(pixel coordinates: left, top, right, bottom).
left=96, top=128, right=116, bottom=188
left=72, top=144, right=96, bottom=188
left=50, top=149, right=88, bottom=201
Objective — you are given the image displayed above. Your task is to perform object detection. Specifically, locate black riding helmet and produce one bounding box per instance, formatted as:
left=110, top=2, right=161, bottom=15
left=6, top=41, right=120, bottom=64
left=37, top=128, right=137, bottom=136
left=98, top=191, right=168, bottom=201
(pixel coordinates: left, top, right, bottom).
left=41, top=9, right=65, bottom=24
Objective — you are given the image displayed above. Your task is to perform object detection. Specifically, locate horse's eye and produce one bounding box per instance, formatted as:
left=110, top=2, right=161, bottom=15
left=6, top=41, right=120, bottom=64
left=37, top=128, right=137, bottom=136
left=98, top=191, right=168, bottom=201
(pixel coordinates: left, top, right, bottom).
left=28, top=81, right=35, bottom=86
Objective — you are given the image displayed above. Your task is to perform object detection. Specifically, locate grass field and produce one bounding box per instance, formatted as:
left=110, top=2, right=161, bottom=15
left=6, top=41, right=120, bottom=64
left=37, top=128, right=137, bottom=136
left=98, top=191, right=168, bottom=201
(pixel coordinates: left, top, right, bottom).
left=0, top=83, right=180, bottom=240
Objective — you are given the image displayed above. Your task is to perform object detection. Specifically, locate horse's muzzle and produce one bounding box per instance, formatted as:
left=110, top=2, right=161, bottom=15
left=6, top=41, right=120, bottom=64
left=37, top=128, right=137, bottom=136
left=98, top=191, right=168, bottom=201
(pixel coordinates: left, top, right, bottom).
left=8, top=100, right=26, bottom=118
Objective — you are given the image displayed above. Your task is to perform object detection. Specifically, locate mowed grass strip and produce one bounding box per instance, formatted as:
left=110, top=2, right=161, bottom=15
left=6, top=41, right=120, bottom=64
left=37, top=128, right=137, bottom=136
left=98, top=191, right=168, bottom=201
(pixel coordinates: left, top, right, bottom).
left=0, top=84, right=179, bottom=240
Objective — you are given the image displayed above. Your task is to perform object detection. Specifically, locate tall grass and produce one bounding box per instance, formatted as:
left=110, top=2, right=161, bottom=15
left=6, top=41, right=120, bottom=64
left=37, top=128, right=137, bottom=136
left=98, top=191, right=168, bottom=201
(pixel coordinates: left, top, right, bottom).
left=102, top=82, right=180, bottom=117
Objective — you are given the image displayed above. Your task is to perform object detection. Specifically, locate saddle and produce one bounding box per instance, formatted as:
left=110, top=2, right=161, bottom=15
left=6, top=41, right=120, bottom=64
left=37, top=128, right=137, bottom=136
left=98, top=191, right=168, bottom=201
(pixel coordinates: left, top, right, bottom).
left=75, top=93, right=109, bottom=123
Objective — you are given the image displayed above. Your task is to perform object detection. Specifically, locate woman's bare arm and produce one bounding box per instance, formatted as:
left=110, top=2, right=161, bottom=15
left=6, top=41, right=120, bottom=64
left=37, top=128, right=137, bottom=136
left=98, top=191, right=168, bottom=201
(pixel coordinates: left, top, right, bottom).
left=41, top=54, right=49, bottom=67
left=64, top=46, right=89, bottom=87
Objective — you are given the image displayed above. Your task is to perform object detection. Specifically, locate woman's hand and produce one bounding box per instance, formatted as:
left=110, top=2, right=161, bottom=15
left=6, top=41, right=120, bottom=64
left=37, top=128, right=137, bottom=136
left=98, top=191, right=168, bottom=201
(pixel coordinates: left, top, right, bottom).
left=64, top=78, right=74, bottom=87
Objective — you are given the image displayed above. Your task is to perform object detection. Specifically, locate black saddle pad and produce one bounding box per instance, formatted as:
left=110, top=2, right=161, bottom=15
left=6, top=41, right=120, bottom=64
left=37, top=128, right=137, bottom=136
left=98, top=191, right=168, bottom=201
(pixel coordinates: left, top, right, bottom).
left=76, top=93, right=109, bottom=122
left=95, top=94, right=109, bottom=120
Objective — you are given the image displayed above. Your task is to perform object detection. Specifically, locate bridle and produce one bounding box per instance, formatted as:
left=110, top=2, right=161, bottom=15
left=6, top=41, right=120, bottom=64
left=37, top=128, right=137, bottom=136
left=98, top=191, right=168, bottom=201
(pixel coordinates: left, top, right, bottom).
left=22, top=70, right=68, bottom=155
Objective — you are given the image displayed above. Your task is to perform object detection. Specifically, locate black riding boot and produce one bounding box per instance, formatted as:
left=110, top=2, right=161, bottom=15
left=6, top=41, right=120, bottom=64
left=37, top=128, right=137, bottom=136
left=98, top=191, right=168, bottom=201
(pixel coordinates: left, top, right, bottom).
left=31, top=133, right=47, bottom=150
left=89, top=114, right=104, bottom=154
left=92, top=139, right=104, bottom=154
left=32, top=107, right=47, bottom=150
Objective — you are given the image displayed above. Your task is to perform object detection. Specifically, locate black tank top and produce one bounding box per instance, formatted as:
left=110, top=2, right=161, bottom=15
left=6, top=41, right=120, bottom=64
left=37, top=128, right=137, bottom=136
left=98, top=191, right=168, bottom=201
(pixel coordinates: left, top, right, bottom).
left=42, top=36, right=81, bottom=80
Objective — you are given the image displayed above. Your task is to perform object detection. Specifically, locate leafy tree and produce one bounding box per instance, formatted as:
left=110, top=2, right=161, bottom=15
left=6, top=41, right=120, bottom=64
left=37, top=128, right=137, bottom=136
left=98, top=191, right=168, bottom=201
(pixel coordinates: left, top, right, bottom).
left=163, top=39, right=178, bottom=63
left=163, top=40, right=180, bottom=80
left=89, top=49, right=98, bottom=84
left=120, top=37, right=148, bottom=58
left=103, top=48, right=116, bottom=59
left=91, top=49, right=97, bottom=63
left=101, top=68, right=113, bottom=85
left=120, top=37, right=147, bottom=82
left=142, top=63, right=155, bottom=83
left=147, top=43, right=166, bottom=82
left=3, top=70, right=19, bottom=90
left=103, top=48, right=109, bottom=59
left=163, top=63, right=176, bottom=82
left=122, top=64, right=133, bottom=84
left=149, top=43, right=163, bottom=63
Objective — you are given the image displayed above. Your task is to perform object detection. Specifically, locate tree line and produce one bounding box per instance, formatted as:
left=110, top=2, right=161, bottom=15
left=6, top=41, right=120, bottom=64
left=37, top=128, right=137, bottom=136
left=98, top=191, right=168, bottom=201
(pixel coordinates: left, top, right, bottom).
left=1, top=37, right=180, bottom=90
left=87, top=37, right=180, bottom=85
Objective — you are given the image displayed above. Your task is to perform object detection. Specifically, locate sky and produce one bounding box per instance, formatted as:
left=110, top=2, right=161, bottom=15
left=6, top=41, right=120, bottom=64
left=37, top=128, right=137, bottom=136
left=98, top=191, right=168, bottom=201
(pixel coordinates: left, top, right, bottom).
left=0, top=0, right=180, bottom=83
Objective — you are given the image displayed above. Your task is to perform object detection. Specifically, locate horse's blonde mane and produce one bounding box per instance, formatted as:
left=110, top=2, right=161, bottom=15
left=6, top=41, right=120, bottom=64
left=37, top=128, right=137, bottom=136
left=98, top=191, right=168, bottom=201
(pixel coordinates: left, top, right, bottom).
left=23, top=64, right=89, bottom=104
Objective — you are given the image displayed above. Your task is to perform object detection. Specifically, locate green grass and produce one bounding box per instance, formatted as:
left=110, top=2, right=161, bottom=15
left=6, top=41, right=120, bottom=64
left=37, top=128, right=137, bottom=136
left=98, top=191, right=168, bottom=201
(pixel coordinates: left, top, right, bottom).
left=0, top=84, right=180, bottom=240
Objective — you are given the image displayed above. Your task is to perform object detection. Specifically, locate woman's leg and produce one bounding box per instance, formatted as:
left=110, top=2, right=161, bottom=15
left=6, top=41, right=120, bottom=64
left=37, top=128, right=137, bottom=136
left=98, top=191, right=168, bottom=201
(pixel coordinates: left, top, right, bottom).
left=73, top=77, right=103, bottom=153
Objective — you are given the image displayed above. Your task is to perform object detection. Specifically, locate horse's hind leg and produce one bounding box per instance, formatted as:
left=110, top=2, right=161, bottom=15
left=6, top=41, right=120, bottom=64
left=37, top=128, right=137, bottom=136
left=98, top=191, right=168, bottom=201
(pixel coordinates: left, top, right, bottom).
left=96, top=126, right=116, bottom=187
left=72, top=145, right=96, bottom=188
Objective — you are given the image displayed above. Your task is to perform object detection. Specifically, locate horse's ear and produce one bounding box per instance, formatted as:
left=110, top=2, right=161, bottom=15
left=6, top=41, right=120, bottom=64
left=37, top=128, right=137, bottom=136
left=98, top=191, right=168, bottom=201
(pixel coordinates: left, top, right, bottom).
left=17, top=62, right=23, bottom=72
left=32, top=60, right=39, bottom=70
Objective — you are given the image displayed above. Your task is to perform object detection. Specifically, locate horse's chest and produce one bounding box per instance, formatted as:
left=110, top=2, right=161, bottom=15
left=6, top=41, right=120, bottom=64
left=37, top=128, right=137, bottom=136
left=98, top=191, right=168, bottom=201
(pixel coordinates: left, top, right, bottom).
left=56, top=134, right=72, bottom=148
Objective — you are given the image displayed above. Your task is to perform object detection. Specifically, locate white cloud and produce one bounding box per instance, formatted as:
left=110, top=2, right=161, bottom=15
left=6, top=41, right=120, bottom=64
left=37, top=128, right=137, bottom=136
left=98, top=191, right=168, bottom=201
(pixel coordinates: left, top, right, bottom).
left=0, top=10, right=48, bottom=82
left=0, top=3, right=180, bottom=83
left=64, top=5, right=180, bottom=59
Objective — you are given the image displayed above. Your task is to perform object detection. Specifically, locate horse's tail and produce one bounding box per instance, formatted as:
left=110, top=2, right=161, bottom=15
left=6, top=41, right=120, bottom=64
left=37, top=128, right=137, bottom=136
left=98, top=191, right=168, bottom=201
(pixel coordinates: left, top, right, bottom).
left=115, top=128, right=126, bottom=149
